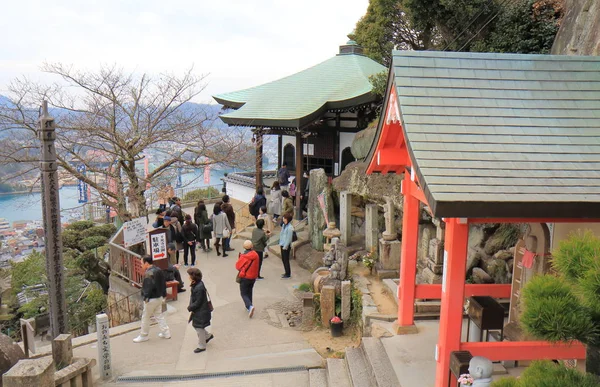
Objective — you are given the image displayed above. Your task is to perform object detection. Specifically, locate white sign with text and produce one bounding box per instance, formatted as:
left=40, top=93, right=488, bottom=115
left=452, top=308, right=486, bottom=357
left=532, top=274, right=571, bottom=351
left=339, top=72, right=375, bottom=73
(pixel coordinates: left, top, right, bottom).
left=123, top=217, right=148, bottom=247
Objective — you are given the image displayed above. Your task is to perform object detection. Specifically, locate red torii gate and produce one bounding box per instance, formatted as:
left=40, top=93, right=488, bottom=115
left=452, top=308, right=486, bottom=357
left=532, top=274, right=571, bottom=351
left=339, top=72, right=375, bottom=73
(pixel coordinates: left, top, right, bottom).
left=365, top=78, right=587, bottom=386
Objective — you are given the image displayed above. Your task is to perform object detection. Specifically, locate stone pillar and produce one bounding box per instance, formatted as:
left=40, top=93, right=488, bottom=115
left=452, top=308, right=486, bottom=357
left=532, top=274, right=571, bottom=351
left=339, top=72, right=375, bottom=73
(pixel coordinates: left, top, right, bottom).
left=340, top=191, right=352, bottom=245
left=341, top=280, right=351, bottom=322
left=302, top=293, right=315, bottom=327
left=52, top=334, right=72, bottom=370
left=321, top=285, right=335, bottom=327
left=3, top=357, right=54, bottom=387
left=96, top=313, right=112, bottom=380
left=365, top=204, right=379, bottom=252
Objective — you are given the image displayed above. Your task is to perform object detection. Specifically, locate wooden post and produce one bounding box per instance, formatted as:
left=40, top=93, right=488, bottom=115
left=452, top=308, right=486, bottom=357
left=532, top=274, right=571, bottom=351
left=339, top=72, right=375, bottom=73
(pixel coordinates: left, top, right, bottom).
left=255, top=130, right=263, bottom=191
left=295, top=132, right=303, bottom=219
left=435, top=218, right=468, bottom=387
left=395, top=172, right=419, bottom=332
left=39, top=100, right=68, bottom=338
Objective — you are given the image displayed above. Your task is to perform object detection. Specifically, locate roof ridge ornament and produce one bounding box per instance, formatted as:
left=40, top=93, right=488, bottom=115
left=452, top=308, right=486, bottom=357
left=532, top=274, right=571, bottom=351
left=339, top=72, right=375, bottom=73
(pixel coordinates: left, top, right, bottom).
left=338, top=40, right=364, bottom=55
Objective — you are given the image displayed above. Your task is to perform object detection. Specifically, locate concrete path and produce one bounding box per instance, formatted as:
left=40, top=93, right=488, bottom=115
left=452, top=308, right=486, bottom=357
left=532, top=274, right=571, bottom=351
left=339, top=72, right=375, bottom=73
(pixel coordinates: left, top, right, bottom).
left=74, top=237, right=322, bottom=386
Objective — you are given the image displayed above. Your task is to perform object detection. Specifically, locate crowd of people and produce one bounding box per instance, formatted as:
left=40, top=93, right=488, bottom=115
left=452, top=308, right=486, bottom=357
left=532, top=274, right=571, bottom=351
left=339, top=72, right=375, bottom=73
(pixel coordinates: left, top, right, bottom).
left=138, top=166, right=308, bottom=353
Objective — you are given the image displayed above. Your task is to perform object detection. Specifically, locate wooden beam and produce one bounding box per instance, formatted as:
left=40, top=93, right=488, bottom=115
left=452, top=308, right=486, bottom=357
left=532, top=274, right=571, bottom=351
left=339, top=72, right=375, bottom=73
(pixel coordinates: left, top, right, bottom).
left=255, top=130, right=263, bottom=190
left=398, top=172, right=420, bottom=326
left=460, top=341, right=586, bottom=361
left=415, top=284, right=512, bottom=300
left=436, top=218, right=469, bottom=387
left=468, top=218, right=600, bottom=224
left=295, top=132, right=303, bottom=219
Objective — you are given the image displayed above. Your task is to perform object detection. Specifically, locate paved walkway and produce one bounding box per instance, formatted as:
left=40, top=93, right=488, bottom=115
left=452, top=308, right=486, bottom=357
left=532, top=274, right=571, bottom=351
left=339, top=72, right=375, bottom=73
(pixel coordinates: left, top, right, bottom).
left=74, top=237, right=322, bottom=386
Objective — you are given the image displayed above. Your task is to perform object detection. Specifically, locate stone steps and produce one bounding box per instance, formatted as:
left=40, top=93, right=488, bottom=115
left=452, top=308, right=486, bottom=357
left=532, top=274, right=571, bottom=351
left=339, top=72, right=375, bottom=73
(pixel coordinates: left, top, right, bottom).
left=326, top=358, right=351, bottom=387
left=309, top=368, right=328, bottom=387
left=361, top=337, right=401, bottom=387
left=345, top=347, right=376, bottom=387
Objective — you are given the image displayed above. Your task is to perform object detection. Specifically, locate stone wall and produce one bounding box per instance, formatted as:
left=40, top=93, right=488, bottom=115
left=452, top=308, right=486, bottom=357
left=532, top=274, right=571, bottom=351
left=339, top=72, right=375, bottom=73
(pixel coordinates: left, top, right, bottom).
left=551, top=0, right=600, bottom=55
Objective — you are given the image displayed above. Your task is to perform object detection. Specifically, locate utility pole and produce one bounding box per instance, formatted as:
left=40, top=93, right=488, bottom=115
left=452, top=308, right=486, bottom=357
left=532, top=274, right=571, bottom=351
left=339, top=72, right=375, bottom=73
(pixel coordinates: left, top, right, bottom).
left=39, top=100, right=68, bottom=338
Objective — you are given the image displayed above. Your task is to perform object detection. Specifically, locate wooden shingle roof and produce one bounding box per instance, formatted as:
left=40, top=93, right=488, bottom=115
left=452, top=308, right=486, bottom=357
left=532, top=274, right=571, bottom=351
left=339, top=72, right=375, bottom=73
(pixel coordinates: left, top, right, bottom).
left=371, top=50, right=600, bottom=218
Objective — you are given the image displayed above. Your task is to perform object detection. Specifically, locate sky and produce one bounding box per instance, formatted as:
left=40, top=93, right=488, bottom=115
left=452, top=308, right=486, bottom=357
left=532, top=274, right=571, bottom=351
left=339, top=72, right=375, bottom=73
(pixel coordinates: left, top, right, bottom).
left=0, top=0, right=370, bottom=104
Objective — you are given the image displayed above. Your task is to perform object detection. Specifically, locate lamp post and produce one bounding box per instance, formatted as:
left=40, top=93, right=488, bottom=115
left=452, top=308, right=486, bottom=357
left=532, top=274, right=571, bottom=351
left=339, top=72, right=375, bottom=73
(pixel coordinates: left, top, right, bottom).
left=39, top=100, right=68, bottom=338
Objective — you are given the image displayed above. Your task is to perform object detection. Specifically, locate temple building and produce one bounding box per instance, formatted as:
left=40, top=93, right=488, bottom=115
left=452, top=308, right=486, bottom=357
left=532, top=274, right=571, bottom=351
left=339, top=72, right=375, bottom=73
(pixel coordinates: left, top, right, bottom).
left=214, top=41, right=386, bottom=208
left=365, top=50, right=600, bottom=386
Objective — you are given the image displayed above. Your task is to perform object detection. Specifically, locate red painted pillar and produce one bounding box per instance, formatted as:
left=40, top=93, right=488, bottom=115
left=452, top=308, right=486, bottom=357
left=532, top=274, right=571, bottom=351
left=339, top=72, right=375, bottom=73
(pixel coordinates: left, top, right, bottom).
left=397, top=172, right=420, bottom=326
left=435, top=218, right=468, bottom=387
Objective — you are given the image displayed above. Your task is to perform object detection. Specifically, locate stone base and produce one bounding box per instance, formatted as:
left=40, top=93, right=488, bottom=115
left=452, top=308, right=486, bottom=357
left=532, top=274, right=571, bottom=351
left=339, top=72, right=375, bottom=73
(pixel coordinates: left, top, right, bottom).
left=425, top=258, right=443, bottom=275
left=373, top=264, right=398, bottom=280
left=391, top=321, right=419, bottom=335
left=421, top=267, right=442, bottom=284
left=379, top=238, right=401, bottom=271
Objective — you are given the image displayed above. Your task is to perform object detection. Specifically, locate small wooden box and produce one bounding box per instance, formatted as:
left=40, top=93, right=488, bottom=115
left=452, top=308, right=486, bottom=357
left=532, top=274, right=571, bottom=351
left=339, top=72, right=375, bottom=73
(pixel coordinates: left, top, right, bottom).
left=449, top=351, right=472, bottom=385
left=468, top=296, right=504, bottom=331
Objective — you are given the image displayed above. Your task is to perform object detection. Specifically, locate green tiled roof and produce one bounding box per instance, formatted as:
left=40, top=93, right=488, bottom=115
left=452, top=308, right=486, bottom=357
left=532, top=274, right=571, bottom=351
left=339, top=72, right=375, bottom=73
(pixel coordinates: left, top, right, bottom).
left=392, top=50, right=600, bottom=218
left=213, top=53, right=386, bottom=128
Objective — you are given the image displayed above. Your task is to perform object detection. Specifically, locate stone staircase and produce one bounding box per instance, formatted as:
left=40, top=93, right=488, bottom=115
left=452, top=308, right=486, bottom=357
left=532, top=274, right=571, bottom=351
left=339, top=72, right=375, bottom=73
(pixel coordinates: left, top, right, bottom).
left=234, top=218, right=309, bottom=258
left=308, top=337, right=400, bottom=387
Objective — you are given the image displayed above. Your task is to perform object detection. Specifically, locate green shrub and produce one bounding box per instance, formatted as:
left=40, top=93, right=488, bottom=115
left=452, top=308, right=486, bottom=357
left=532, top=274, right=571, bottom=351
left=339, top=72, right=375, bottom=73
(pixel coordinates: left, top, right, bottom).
left=552, top=230, right=600, bottom=282
left=349, top=286, right=363, bottom=328
left=183, top=187, right=220, bottom=203
left=521, top=275, right=598, bottom=343
left=65, top=220, right=95, bottom=232
left=80, top=224, right=116, bottom=239
left=78, top=236, right=108, bottom=251
left=491, top=360, right=600, bottom=386
left=298, top=283, right=311, bottom=292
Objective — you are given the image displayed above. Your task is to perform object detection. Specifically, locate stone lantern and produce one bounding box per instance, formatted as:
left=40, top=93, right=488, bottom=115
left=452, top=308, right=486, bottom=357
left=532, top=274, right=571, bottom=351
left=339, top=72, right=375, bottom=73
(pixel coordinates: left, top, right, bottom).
left=322, top=222, right=341, bottom=251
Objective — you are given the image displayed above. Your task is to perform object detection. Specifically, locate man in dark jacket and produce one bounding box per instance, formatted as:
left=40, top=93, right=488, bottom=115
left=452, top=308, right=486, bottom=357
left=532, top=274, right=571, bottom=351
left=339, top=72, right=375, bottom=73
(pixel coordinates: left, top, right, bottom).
left=277, top=163, right=290, bottom=190
left=133, top=256, right=171, bottom=342
left=170, top=197, right=184, bottom=224
left=221, top=195, right=236, bottom=252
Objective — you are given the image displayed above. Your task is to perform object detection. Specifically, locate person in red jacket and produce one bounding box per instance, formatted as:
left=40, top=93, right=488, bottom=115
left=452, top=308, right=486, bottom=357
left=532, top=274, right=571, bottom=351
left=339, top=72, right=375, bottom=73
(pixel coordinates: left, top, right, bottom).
left=235, top=240, right=259, bottom=318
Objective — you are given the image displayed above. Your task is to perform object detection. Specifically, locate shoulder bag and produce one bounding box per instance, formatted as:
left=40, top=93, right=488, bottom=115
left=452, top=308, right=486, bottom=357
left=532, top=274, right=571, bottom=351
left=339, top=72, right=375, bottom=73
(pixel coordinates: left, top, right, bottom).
left=235, top=256, right=253, bottom=283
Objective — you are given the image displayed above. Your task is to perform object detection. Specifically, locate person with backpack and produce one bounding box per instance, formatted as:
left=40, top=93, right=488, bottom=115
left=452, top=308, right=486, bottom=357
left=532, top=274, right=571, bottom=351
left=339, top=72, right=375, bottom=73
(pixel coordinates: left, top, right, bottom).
left=251, top=219, right=270, bottom=280
left=212, top=204, right=232, bottom=257
left=277, top=163, right=290, bottom=191
left=163, top=212, right=182, bottom=264
left=194, top=200, right=212, bottom=252
left=221, top=195, right=236, bottom=253
left=235, top=240, right=259, bottom=317
left=279, top=213, right=295, bottom=279
left=249, top=187, right=267, bottom=219
left=182, top=214, right=198, bottom=266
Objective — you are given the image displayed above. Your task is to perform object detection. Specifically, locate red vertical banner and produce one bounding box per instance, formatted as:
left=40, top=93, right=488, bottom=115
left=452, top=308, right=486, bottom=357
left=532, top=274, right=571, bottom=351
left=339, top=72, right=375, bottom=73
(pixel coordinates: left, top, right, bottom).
left=204, top=163, right=211, bottom=185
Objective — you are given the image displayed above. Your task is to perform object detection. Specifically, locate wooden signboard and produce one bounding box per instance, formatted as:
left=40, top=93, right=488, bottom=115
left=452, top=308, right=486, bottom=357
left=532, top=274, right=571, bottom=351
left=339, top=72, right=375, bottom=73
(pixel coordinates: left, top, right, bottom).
left=147, top=228, right=168, bottom=270
left=509, top=239, right=526, bottom=324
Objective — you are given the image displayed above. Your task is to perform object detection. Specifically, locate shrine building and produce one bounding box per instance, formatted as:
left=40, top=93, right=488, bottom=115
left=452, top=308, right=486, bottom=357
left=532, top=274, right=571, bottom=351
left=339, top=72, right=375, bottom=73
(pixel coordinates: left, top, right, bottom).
left=214, top=41, right=386, bottom=210
left=365, top=50, right=600, bottom=386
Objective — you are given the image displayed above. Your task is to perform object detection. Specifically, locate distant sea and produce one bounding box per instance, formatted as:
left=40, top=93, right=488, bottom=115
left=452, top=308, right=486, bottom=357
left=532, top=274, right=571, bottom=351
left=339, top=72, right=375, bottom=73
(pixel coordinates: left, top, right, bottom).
left=0, top=168, right=233, bottom=225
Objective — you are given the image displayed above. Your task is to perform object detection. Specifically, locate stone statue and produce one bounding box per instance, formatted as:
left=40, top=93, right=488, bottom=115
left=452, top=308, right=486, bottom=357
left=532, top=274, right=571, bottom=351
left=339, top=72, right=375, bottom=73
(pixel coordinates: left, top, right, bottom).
left=468, top=356, right=493, bottom=386
left=382, top=197, right=396, bottom=241
left=322, top=238, right=348, bottom=281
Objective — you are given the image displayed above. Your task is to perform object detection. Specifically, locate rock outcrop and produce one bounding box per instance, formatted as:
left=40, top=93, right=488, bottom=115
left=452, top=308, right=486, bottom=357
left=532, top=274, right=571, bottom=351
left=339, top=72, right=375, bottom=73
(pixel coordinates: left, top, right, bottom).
left=552, top=0, right=600, bottom=55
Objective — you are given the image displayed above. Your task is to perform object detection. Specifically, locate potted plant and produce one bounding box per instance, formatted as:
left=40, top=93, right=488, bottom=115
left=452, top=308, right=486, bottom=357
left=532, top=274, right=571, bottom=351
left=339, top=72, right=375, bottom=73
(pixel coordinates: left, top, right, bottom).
left=330, top=316, right=343, bottom=337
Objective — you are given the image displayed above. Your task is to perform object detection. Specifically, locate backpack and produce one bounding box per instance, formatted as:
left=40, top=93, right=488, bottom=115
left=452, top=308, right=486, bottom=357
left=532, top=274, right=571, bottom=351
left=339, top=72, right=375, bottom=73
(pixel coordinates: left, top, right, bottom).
left=292, top=231, right=298, bottom=242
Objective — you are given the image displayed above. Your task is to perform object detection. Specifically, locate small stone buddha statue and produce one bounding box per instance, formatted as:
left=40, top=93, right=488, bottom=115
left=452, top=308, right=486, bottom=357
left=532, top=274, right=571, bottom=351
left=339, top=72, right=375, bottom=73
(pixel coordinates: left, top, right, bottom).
left=468, top=356, right=493, bottom=386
